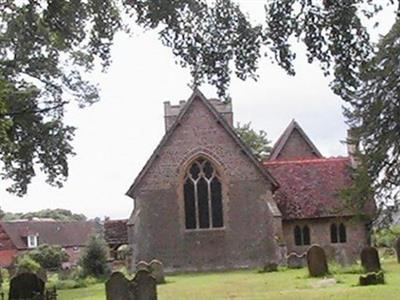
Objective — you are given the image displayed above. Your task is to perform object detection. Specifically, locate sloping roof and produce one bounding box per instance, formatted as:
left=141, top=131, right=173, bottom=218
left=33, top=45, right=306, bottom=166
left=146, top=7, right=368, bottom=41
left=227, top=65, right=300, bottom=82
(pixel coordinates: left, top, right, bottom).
left=264, top=157, right=368, bottom=220
left=104, top=219, right=128, bottom=246
left=126, top=89, right=279, bottom=198
left=269, top=119, right=323, bottom=160
left=0, top=220, right=97, bottom=250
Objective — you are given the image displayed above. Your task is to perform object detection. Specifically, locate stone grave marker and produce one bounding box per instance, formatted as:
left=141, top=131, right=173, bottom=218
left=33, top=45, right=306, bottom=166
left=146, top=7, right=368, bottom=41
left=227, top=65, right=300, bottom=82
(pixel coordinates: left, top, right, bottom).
left=359, top=270, right=385, bottom=286
left=105, top=271, right=135, bottom=300
left=287, top=252, right=307, bottom=269
left=306, top=245, right=329, bottom=277
left=149, top=260, right=165, bottom=284
left=9, top=272, right=45, bottom=300
left=396, top=237, right=400, bottom=263
left=136, top=261, right=150, bottom=271
left=133, top=269, right=157, bottom=300
left=360, top=246, right=381, bottom=273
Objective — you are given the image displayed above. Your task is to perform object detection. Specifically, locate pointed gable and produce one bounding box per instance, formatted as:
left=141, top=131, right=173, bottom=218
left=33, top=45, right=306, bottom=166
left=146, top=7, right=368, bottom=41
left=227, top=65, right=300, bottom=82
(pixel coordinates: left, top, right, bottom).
left=269, top=120, right=323, bottom=161
left=126, top=89, right=279, bottom=198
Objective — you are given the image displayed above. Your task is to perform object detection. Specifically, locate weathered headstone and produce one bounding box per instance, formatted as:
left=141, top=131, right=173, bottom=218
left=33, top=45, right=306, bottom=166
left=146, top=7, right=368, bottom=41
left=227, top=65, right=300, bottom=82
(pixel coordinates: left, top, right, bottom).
left=287, top=252, right=307, bottom=269
left=149, top=260, right=165, bottom=284
left=9, top=272, right=45, bottom=300
left=359, top=271, right=385, bottom=286
left=136, top=261, right=150, bottom=271
left=105, top=272, right=135, bottom=300
left=360, top=246, right=381, bottom=273
left=133, top=269, right=157, bottom=300
left=396, top=237, right=400, bottom=263
left=306, top=245, right=329, bottom=277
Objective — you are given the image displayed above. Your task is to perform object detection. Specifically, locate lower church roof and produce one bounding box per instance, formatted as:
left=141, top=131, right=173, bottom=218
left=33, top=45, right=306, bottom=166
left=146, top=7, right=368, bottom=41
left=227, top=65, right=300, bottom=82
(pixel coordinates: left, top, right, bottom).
left=264, top=157, right=375, bottom=220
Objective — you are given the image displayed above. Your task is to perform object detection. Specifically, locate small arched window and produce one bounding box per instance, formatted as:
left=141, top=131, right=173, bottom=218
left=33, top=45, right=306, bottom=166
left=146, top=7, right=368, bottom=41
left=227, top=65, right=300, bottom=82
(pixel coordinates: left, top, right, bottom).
left=331, top=223, right=346, bottom=243
left=184, top=158, right=223, bottom=229
left=294, top=225, right=311, bottom=246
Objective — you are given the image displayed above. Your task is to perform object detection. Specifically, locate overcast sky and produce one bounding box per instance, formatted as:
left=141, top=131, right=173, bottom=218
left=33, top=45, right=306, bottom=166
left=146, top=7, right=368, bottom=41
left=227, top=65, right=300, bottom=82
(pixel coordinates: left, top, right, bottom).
left=0, top=2, right=395, bottom=219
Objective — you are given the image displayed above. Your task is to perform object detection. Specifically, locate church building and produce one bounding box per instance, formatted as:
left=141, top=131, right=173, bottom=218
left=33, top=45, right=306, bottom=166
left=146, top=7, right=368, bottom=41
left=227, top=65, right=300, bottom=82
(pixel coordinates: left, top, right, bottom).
left=126, top=90, right=375, bottom=272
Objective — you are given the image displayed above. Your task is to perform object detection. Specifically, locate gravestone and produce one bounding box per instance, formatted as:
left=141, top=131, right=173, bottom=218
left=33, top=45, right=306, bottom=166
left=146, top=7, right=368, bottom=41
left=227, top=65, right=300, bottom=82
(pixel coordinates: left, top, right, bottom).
left=287, top=252, right=307, bottom=269
left=133, top=269, right=157, bottom=300
left=359, top=271, right=385, bottom=286
left=396, top=237, right=400, bottom=263
left=106, top=272, right=135, bottom=300
left=149, top=260, right=165, bottom=284
left=9, top=272, right=45, bottom=300
left=360, top=246, right=381, bottom=273
left=136, top=261, right=150, bottom=271
left=306, top=245, right=329, bottom=277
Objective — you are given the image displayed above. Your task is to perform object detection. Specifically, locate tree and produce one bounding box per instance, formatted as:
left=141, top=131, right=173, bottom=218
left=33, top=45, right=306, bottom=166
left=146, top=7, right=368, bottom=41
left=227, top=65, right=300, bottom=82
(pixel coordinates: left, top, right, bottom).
left=27, top=244, right=69, bottom=270
left=1, top=0, right=400, bottom=206
left=235, top=122, right=272, bottom=161
left=79, top=235, right=108, bottom=278
left=0, top=207, right=4, bottom=220
left=1, top=208, right=86, bottom=221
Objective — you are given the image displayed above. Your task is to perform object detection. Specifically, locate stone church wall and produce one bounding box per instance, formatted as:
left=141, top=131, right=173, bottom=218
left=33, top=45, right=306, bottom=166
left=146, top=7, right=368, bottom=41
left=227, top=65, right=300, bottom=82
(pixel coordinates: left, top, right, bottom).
left=130, top=96, right=282, bottom=272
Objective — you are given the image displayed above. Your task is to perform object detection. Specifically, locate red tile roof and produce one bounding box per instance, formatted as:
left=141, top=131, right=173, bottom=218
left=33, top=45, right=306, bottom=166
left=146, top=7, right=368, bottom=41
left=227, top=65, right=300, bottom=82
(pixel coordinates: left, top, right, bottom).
left=0, top=221, right=97, bottom=250
left=264, top=157, right=371, bottom=220
left=104, top=219, right=128, bottom=246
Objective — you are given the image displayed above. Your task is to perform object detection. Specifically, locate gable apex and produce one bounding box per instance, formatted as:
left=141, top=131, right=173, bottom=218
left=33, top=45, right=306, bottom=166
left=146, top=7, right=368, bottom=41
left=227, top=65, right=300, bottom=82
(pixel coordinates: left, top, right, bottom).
left=269, top=119, right=323, bottom=161
left=126, top=89, right=279, bottom=198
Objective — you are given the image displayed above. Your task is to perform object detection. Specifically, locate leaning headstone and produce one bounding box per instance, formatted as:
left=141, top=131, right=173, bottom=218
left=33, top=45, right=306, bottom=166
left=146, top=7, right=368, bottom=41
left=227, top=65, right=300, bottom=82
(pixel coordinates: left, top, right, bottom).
left=133, top=269, right=157, bottom=300
left=360, top=246, right=381, bottom=273
left=105, top=272, right=135, bottom=300
left=287, top=252, right=307, bottom=269
left=396, top=237, right=400, bottom=263
left=149, top=260, right=165, bottom=284
left=307, top=245, right=329, bottom=277
left=9, top=272, right=45, bottom=300
left=359, top=271, right=385, bottom=286
left=136, top=261, right=150, bottom=271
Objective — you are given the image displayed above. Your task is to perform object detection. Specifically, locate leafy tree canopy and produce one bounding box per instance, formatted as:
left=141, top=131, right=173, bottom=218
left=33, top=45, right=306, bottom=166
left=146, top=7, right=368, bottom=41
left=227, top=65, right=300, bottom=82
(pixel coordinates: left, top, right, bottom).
left=1, top=0, right=399, bottom=211
left=1, top=208, right=86, bottom=221
left=235, top=122, right=272, bottom=161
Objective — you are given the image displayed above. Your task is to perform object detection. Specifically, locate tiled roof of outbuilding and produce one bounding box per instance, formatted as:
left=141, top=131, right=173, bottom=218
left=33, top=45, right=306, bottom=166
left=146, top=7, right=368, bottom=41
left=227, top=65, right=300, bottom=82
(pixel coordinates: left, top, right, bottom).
left=0, top=220, right=96, bottom=250
left=104, top=219, right=128, bottom=245
left=264, top=157, right=374, bottom=220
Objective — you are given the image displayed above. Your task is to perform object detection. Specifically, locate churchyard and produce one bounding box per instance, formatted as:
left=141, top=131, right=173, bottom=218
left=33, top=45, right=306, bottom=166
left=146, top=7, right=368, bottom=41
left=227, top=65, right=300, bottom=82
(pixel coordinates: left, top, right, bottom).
left=0, top=245, right=397, bottom=299
left=55, top=256, right=399, bottom=300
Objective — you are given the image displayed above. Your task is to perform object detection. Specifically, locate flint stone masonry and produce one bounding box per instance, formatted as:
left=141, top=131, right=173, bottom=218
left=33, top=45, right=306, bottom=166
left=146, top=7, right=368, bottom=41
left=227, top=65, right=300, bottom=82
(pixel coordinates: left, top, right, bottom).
left=128, top=95, right=281, bottom=272
left=307, top=245, right=329, bottom=277
left=9, top=272, right=45, bottom=300
left=360, top=246, right=381, bottom=273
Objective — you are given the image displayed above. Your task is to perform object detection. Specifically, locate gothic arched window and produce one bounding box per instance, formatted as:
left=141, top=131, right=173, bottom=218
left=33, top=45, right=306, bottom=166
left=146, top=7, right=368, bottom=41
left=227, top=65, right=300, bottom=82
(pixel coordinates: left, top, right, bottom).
left=331, top=223, right=347, bottom=243
left=294, top=225, right=310, bottom=246
left=184, top=158, right=224, bottom=229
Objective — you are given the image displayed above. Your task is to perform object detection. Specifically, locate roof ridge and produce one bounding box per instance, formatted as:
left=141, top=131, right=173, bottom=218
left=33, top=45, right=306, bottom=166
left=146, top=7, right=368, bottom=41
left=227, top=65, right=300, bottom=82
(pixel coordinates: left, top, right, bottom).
left=269, top=119, right=323, bottom=160
left=264, top=157, right=349, bottom=165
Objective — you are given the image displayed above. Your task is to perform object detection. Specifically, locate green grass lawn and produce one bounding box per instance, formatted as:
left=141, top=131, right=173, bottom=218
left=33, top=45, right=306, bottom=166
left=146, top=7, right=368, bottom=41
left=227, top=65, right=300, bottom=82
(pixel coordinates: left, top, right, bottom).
left=57, top=258, right=399, bottom=300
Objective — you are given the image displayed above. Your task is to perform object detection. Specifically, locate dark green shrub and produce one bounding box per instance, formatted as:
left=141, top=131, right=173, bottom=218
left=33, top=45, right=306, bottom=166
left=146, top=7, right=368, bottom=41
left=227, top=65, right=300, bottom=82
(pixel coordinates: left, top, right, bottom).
left=79, top=235, right=109, bottom=278
left=28, top=244, right=69, bottom=270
